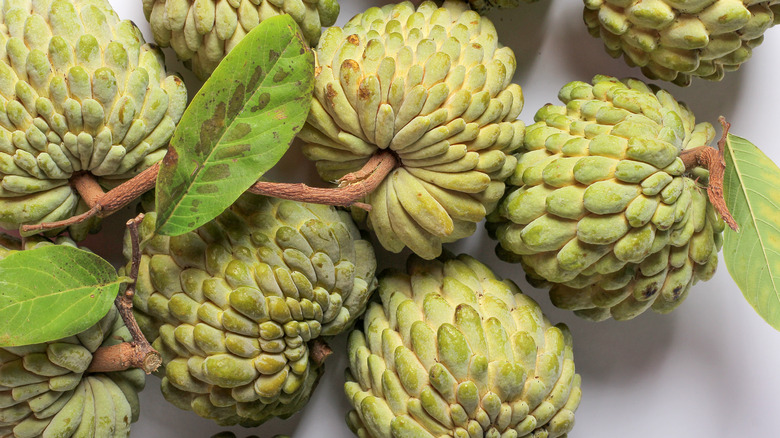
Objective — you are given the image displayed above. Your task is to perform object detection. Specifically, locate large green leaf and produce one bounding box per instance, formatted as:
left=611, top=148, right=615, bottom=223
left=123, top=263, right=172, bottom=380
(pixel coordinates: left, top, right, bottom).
left=155, top=14, right=315, bottom=236
left=722, top=134, right=780, bottom=330
left=0, top=246, right=122, bottom=347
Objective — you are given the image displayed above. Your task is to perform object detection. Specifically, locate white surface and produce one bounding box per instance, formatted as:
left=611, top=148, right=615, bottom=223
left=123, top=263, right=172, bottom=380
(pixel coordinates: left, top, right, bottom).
left=100, top=1, right=780, bottom=437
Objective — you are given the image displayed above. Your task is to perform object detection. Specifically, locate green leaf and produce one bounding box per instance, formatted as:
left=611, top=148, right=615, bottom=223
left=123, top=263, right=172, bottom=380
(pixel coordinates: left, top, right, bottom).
left=155, top=14, right=315, bottom=236
left=0, top=246, right=122, bottom=347
left=722, top=134, right=780, bottom=330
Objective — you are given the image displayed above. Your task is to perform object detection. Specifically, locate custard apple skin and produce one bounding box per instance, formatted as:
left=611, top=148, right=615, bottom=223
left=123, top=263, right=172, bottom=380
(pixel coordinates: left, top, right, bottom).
left=0, top=235, right=145, bottom=438
left=300, top=0, right=525, bottom=260
left=584, top=0, right=780, bottom=85
left=142, top=0, right=340, bottom=79
left=487, top=75, right=725, bottom=321
left=467, top=0, right=541, bottom=15
left=345, top=254, right=582, bottom=438
left=126, top=194, right=378, bottom=426
left=0, top=0, right=187, bottom=239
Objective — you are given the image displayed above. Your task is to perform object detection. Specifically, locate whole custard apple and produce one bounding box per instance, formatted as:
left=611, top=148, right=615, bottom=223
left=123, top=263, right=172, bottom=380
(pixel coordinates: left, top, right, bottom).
left=0, top=0, right=187, bottom=239
left=0, top=236, right=144, bottom=438
left=125, top=194, right=378, bottom=426
left=345, top=254, right=581, bottom=438
left=300, top=0, right=525, bottom=260
left=584, top=0, right=780, bottom=85
left=142, top=0, right=340, bottom=79
left=487, top=75, right=725, bottom=321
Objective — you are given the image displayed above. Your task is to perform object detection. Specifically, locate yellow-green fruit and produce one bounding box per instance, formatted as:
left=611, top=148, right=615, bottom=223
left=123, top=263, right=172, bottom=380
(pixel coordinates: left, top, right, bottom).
left=0, top=0, right=187, bottom=239
left=300, top=0, right=525, bottom=260
left=584, top=0, right=780, bottom=85
left=142, top=0, right=340, bottom=79
left=345, top=254, right=581, bottom=438
left=126, top=194, right=378, bottom=426
left=0, top=235, right=145, bottom=438
left=487, top=75, right=725, bottom=321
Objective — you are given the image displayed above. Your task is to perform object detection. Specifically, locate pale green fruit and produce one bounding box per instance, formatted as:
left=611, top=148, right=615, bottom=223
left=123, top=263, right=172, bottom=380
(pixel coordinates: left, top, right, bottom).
left=300, top=0, right=525, bottom=260
left=126, top=193, right=378, bottom=426
left=584, top=0, right=780, bottom=85
left=142, top=0, right=340, bottom=79
left=488, top=75, right=725, bottom=321
left=0, top=0, right=187, bottom=239
left=346, top=254, right=581, bottom=438
left=0, top=238, right=145, bottom=438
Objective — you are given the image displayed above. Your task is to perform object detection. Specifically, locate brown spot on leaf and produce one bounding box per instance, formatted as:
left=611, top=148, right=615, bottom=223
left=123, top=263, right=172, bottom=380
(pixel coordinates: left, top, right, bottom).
left=197, top=102, right=227, bottom=156
left=251, top=93, right=271, bottom=112
left=274, top=108, right=287, bottom=121
left=273, top=69, right=290, bottom=83
left=201, top=163, right=231, bottom=182
left=217, top=142, right=251, bottom=161
left=196, top=184, right=220, bottom=194
left=269, top=49, right=281, bottom=65
left=248, top=65, right=265, bottom=91
left=228, top=83, right=246, bottom=120
left=162, top=147, right=178, bottom=168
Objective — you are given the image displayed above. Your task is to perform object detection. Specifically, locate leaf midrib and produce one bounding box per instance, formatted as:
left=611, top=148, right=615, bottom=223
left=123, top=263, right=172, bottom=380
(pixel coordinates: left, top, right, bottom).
left=727, top=136, right=779, bottom=303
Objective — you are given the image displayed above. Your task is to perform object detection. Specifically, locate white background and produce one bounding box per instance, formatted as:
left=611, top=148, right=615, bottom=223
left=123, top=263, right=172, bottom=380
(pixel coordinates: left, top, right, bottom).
left=96, top=1, right=780, bottom=437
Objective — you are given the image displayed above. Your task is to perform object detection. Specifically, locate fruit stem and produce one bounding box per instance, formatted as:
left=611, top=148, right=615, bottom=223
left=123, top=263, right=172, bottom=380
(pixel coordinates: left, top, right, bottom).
left=679, top=116, right=738, bottom=231
left=247, top=150, right=397, bottom=210
left=87, top=214, right=161, bottom=374
left=21, top=164, right=159, bottom=234
left=309, top=338, right=333, bottom=367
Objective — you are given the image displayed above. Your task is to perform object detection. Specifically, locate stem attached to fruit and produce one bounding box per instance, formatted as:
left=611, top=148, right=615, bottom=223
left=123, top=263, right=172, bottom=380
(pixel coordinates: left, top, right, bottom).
left=680, top=116, right=738, bottom=231
left=21, top=164, right=160, bottom=234
left=23, top=149, right=398, bottom=233
left=87, top=214, right=161, bottom=374
left=248, top=150, right=397, bottom=210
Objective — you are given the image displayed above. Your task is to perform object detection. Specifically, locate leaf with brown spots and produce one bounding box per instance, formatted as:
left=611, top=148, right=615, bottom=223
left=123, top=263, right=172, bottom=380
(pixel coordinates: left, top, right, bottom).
left=155, top=14, right=315, bottom=236
left=723, top=134, right=780, bottom=331
left=0, top=246, right=122, bottom=347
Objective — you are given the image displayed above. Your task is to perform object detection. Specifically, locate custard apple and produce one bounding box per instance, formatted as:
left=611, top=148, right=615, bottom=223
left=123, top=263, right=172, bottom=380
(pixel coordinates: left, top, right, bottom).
left=584, top=0, right=780, bottom=85
left=0, top=0, right=187, bottom=239
left=126, top=194, right=378, bottom=426
left=345, top=254, right=581, bottom=438
left=487, top=75, right=725, bottom=321
left=142, top=0, right=340, bottom=79
left=0, top=234, right=145, bottom=438
left=300, top=0, right=525, bottom=260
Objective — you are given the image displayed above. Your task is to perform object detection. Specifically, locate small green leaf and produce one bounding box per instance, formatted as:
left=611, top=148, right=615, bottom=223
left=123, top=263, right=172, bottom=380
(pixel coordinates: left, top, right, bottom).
left=722, top=134, right=780, bottom=330
left=0, top=245, right=122, bottom=347
left=155, top=14, right=315, bottom=236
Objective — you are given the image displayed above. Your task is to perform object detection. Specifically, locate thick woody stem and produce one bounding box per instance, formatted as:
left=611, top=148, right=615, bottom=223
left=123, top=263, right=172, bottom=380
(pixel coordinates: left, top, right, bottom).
left=679, top=117, right=738, bottom=231
left=87, top=214, right=161, bottom=374
left=21, top=164, right=160, bottom=234
left=23, top=150, right=397, bottom=233
left=248, top=150, right=397, bottom=210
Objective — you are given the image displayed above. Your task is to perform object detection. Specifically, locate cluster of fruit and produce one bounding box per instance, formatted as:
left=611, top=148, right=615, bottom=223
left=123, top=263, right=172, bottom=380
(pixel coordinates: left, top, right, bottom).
left=0, top=0, right=776, bottom=437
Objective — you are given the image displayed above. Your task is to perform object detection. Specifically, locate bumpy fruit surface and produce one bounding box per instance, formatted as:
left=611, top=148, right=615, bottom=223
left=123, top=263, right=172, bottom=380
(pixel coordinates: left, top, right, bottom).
left=346, top=254, right=581, bottom=438
left=0, top=235, right=144, bottom=438
left=300, top=0, right=525, bottom=259
left=488, top=75, right=725, bottom=321
left=142, top=0, right=340, bottom=79
left=127, top=194, right=377, bottom=426
left=584, top=0, right=780, bottom=85
left=0, top=0, right=187, bottom=239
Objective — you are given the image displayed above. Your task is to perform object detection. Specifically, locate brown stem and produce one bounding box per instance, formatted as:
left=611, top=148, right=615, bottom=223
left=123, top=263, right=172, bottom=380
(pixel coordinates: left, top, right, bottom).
left=248, top=150, right=397, bottom=210
left=71, top=173, right=105, bottom=208
left=21, top=164, right=159, bottom=234
left=87, top=214, right=161, bottom=374
left=308, top=338, right=333, bottom=367
left=680, top=117, right=738, bottom=231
